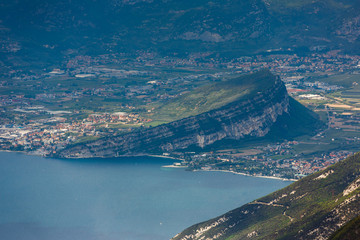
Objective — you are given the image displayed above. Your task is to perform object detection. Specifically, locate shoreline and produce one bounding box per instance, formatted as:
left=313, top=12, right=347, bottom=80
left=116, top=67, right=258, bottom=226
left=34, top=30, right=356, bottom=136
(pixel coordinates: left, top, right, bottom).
left=148, top=154, right=182, bottom=161
left=167, top=167, right=297, bottom=182
left=1, top=149, right=296, bottom=181
left=199, top=169, right=297, bottom=182
left=162, top=164, right=187, bottom=168
left=198, top=169, right=297, bottom=182
left=0, top=150, right=183, bottom=162
left=0, top=149, right=27, bottom=154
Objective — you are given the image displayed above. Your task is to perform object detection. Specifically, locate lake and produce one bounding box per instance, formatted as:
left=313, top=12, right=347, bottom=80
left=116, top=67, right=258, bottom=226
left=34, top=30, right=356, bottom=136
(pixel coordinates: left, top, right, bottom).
left=0, top=151, right=291, bottom=240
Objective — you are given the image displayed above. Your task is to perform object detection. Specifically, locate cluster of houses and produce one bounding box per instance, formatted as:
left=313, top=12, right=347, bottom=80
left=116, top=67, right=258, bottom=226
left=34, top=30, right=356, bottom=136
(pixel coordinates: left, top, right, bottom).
left=176, top=141, right=353, bottom=179
left=0, top=109, right=151, bottom=155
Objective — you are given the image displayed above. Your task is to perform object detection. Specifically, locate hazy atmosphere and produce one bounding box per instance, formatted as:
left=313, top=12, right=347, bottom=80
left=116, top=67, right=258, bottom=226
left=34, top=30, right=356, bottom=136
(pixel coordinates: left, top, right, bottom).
left=1, top=0, right=360, bottom=239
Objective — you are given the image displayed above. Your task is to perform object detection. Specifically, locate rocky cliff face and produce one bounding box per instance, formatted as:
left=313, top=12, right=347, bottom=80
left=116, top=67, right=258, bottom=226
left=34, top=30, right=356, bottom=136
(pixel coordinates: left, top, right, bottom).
left=57, top=75, right=290, bottom=158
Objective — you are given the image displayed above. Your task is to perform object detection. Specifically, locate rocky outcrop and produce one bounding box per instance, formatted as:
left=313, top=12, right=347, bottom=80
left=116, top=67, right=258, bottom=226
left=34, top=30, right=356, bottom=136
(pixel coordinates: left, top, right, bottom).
left=57, top=75, right=291, bottom=158
left=172, top=152, right=360, bottom=240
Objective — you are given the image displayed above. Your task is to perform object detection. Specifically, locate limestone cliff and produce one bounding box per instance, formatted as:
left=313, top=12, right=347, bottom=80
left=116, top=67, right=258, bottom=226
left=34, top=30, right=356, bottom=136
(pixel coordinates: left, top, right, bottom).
left=56, top=70, right=319, bottom=158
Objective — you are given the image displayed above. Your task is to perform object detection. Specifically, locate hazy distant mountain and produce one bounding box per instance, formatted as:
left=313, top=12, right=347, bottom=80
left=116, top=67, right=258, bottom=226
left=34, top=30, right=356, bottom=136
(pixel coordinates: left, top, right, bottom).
left=1, top=0, right=360, bottom=68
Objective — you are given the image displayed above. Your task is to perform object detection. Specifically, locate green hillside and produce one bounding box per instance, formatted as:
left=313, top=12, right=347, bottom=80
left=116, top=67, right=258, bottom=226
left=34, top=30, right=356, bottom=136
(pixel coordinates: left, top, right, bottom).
left=173, top=152, right=360, bottom=240
left=329, top=215, right=360, bottom=240
left=152, top=70, right=323, bottom=144
left=154, top=70, right=277, bottom=122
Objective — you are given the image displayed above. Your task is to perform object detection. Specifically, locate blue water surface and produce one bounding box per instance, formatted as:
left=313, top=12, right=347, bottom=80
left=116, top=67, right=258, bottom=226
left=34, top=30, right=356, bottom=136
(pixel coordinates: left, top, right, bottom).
left=0, top=152, right=291, bottom=240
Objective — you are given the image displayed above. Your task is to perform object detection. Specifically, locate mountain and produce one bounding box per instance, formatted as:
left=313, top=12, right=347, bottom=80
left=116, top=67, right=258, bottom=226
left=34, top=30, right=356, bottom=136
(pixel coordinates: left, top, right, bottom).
left=1, top=0, right=360, bottom=69
left=154, top=68, right=278, bottom=122
left=329, top=215, right=360, bottom=240
left=172, top=152, right=360, bottom=240
left=55, top=70, right=323, bottom=158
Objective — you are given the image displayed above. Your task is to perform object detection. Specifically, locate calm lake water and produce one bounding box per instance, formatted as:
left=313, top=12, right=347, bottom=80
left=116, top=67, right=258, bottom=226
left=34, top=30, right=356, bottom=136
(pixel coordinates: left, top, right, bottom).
left=0, top=151, right=291, bottom=240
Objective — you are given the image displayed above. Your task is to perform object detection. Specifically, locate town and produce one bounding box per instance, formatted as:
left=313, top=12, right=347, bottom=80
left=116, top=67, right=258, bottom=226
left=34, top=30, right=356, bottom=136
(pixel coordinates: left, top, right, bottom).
left=166, top=142, right=353, bottom=180
left=1, top=50, right=360, bottom=179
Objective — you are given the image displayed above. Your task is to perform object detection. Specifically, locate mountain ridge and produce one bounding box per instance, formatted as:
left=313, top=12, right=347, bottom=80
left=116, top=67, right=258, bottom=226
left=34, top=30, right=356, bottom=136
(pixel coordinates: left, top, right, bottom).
left=55, top=70, right=323, bottom=158
left=1, top=0, right=360, bottom=70
left=172, top=152, right=360, bottom=240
